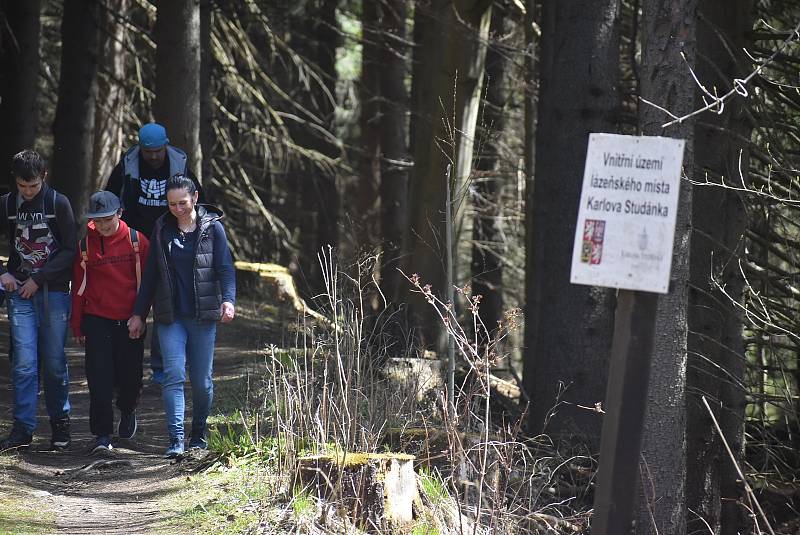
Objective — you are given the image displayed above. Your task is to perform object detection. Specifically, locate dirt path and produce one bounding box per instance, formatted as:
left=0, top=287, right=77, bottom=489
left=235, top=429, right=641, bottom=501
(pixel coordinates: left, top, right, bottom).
left=0, top=307, right=276, bottom=534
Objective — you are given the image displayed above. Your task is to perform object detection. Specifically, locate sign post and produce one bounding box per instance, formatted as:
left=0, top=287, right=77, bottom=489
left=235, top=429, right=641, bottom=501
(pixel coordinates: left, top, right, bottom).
left=570, top=134, right=685, bottom=534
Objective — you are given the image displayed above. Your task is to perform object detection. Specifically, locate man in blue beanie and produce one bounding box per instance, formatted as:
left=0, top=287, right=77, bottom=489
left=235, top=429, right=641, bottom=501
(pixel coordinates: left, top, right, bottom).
left=105, top=123, right=203, bottom=384
left=106, top=124, right=202, bottom=238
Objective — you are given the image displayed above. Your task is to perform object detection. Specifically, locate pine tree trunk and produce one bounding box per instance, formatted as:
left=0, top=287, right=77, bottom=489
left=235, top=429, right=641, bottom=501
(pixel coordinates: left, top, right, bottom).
left=378, top=0, right=409, bottom=305
left=523, top=0, right=620, bottom=451
left=52, top=0, right=101, bottom=218
left=358, top=0, right=381, bottom=245
left=92, top=0, right=128, bottom=191
left=686, top=2, right=753, bottom=533
left=637, top=1, right=698, bottom=532
left=471, top=8, right=510, bottom=349
left=155, top=0, right=201, bottom=178
left=404, top=0, right=493, bottom=349
left=199, top=0, right=213, bottom=185
left=283, top=0, right=340, bottom=297
left=522, top=0, right=537, bottom=390
left=316, top=0, right=340, bottom=254
left=0, top=0, right=40, bottom=185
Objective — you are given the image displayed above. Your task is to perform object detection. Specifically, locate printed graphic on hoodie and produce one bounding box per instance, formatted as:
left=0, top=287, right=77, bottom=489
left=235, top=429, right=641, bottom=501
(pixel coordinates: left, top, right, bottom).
left=14, top=216, right=56, bottom=276
left=138, top=177, right=168, bottom=207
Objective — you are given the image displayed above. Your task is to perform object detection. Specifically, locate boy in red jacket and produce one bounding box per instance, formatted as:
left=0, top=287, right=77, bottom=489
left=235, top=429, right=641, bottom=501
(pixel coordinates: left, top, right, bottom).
left=71, top=191, right=149, bottom=452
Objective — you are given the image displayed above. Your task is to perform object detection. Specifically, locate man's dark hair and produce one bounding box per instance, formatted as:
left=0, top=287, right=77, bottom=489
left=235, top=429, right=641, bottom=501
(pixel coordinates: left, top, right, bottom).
left=11, top=150, right=47, bottom=182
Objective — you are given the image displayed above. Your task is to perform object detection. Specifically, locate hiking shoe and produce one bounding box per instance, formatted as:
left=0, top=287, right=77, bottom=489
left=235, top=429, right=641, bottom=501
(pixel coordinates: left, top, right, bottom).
left=50, top=416, right=71, bottom=450
left=118, top=411, right=137, bottom=439
left=91, top=435, right=113, bottom=453
left=0, top=423, right=32, bottom=451
left=151, top=369, right=165, bottom=385
left=164, top=437, right=184, bottom=458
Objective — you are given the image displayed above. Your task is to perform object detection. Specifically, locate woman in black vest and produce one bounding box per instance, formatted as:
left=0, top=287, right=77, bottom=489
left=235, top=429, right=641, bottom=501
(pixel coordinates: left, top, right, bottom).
left=128, top=175, right=236, bottom=457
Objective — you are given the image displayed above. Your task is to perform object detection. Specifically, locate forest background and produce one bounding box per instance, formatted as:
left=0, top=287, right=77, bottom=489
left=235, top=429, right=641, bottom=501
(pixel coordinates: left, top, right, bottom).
left=1, top=0, right=799, bottom=534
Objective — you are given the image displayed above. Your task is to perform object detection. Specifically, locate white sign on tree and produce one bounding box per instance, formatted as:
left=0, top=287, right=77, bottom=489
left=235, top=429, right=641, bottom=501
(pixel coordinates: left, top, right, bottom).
left=570, top=133, right=685, bottom=294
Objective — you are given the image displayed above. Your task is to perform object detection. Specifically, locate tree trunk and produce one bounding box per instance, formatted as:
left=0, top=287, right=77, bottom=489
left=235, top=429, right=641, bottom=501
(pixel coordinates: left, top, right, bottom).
left=358, top=0, right=381, bottom=246
left=409, top=0, right=431, bottom=160
left=155, top=0, right=201, bottom=179
left=199, top=0, right=213, bottom=185
left=51, top=0, right=101, bottom=219
left=378, top=0, right=409, bottom=305
left=315, top=0, right=340, bottom=257
left=92, top=0, right=128, bottom=191
left=404, top=0, right=493, bottom=350
left=522, top=0, right=537, bottom=398
left=523, top=0, right=620, bottom=451
left=0, top=0, right=40, bottom=186
left=471, top=7, right=510, bottom=350
left=286, top=0, right=340, bottom=298
left=637, top=1, right=698, bottom=533
left=686, top=2, right=754, bottom=534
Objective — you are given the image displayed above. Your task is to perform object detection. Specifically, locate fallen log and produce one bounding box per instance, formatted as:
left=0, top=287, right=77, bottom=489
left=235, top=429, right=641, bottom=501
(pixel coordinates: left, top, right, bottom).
left=234, top=261, right=331, bottom=326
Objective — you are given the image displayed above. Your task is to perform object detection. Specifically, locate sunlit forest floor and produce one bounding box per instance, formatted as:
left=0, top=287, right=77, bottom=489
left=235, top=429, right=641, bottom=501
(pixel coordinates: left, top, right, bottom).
left=0, top=298, right=277, bottom=534
left=0, top=287, right=798, bottom=534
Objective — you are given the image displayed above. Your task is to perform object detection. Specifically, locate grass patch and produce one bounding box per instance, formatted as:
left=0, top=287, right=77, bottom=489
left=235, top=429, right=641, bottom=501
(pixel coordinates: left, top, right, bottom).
left=162, top=405, right=283, bottom=534
left=0, top=499, right=55, bottom=535
left=419, top=468, right=449, bottom=505
left=291, top=488, right=315, bottom=520
left=0, top=458, right=56, bottom=534
left=410, top=521, right=440, bottom=535
left=162, top=461, right=277, bottom=535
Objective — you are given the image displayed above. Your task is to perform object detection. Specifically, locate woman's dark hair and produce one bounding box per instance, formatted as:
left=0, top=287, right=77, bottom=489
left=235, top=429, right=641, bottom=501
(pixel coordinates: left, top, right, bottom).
left=11, top=149, right=47, bottom=182
left=166, top=173, right=197, bottom=195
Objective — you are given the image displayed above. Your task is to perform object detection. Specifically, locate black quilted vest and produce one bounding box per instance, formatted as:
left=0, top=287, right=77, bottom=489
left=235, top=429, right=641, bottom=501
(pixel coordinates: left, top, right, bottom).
left=151, top=205, right=223, bottom=324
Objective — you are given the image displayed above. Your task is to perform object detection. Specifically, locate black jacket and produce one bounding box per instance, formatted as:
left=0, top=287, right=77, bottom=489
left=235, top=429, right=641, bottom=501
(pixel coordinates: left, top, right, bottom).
left=105, top=145, right=202, bottom=238
left=134, top=204, right=235, bottom=324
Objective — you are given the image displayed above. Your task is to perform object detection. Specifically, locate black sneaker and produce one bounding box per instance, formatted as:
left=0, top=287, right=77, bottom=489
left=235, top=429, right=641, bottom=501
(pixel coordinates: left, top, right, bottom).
left=91, top=435, right=113, bottom=453
left=50, top=416, right=71, bottom=450
left=0, top=423, right=32, bottom=451
left=189, top=424, right=207, bottom=450
left=118, top=411, right=137, bottom=439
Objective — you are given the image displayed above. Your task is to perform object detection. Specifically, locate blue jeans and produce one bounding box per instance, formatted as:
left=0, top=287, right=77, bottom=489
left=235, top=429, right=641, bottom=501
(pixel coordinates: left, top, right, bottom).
left=7, top=290, right=71, bottom=433
left=158, top=317, right=217, bottom=440
left=150, top=322, right=162, bottom=373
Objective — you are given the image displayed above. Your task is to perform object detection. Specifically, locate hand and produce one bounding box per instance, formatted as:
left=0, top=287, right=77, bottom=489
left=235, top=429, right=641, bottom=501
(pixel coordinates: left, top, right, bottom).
left=127, top=315, right=145, bottom=339
left=73, top=336, right=85, bottom=347
left=18, top=278, right=39, bottom=299
left=0, top=273, right=17, bottom=292
left=220, top=302, right=235, bottom=323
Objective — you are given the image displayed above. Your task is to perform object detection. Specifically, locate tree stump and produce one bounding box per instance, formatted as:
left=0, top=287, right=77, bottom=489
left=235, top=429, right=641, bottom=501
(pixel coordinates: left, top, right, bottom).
left=381, top=357, right=443, bottom=402
left=294, top=452, right=418, bottom=532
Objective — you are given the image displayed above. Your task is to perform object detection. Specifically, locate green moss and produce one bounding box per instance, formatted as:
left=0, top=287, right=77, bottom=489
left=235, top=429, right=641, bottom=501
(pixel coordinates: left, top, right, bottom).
left=301, top=451, right=416, bottom=468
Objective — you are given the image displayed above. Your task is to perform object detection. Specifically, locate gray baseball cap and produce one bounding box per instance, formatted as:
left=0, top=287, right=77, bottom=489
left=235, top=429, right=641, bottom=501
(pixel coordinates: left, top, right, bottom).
left=86, top=191, right=121, bottom=218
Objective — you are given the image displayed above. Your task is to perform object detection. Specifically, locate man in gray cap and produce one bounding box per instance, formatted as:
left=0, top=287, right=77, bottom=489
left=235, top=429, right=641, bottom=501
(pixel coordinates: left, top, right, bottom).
left=105, top=123, right=202, bottom=383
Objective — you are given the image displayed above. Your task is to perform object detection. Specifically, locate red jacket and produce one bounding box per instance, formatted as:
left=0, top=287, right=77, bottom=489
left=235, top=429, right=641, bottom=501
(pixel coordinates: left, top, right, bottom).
left=70, top=219, right=150, bottom=337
